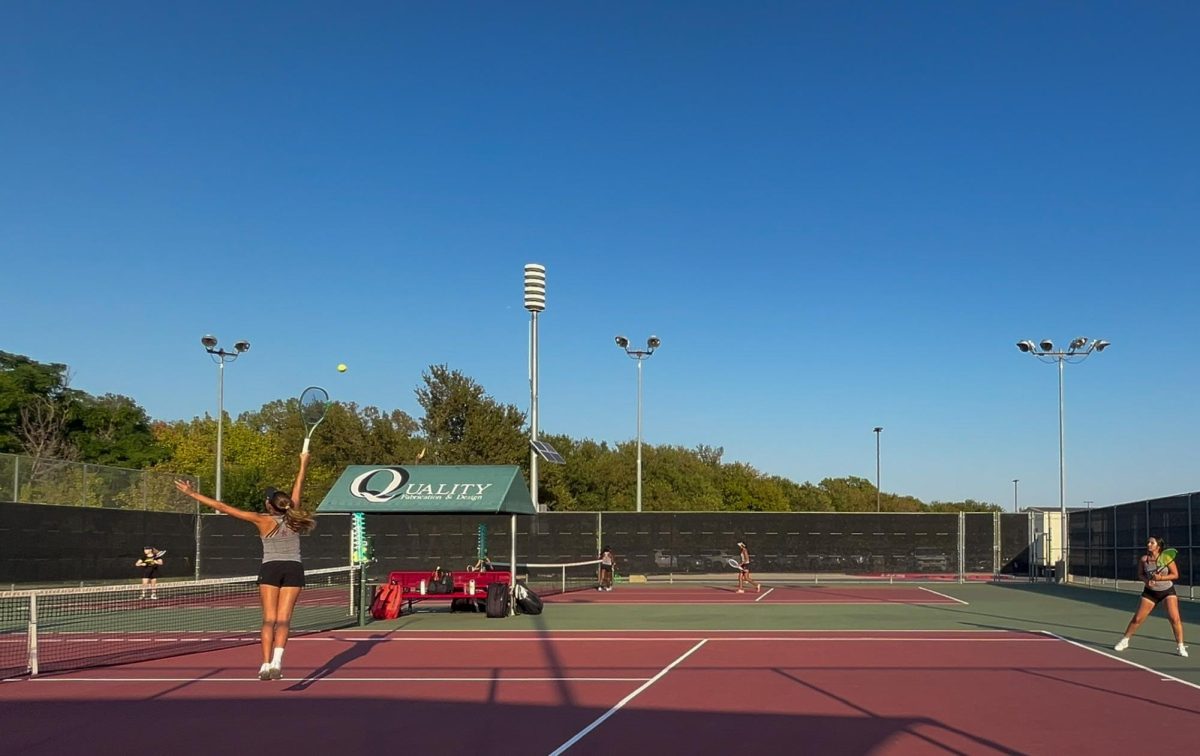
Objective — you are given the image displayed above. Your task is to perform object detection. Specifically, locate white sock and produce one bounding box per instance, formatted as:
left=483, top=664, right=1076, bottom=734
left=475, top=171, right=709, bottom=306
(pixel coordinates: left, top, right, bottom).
left=271, top=647, right=284, bottom=667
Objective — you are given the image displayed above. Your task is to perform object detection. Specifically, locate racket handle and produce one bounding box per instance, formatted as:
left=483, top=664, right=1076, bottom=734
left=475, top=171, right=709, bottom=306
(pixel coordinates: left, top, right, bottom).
left=302, top=437, right=311, bottom=454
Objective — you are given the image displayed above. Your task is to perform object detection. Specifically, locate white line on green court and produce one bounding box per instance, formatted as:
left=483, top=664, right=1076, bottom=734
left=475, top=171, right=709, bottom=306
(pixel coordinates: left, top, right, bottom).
left=917, top=586, right=969, bottom=604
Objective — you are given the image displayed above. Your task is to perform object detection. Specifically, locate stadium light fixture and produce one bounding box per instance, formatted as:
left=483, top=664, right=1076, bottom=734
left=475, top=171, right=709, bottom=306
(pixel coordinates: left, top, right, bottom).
left=1014, top=336, right=1111, bottom=579
left=201, top=335, right=251, bottom=502
left=615, top=334, right=661, bottom=513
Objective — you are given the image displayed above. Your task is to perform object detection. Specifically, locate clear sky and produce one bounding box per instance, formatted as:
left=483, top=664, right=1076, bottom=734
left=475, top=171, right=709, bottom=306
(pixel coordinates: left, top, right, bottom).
left=2, top=2, right=1196, bottom=510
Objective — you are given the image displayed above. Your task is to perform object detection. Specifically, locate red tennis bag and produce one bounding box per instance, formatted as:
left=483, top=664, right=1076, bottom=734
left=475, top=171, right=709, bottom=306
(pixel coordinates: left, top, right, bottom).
left=371, top=581, right=402, bottom=620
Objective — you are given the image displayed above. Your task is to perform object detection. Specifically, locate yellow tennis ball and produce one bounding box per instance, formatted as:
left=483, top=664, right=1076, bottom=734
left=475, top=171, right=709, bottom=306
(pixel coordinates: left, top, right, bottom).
left=337, top=363, right=347, bottom=373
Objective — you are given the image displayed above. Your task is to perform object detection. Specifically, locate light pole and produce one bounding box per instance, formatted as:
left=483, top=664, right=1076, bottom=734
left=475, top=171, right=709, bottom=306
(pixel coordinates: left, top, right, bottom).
left=201, top=335, right=250, bottom=501
left=615, top=335, right=660, bottom=513
left=873, top=427, right=883, bottom=512
left=1015, top=336, right=1109, bottom=577
left=524, top=263, right=546, bottom=511
left=1012, top=479, right=1020, bottom=513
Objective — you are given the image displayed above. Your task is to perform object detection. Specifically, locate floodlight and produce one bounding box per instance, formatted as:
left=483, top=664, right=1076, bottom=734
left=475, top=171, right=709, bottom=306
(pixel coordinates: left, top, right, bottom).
left=1016, top=340, right=1036, bottom=353
left=1069, top=337, right=1088, bottom=350
left=1094, top=339, right=1110, bottom=352
left=201, top=335, right=218, bottom=349
left=1039, top=340, right=1054, bottom=352
left=647, top=336, right=661, bottom=349
left=234, top=340, right=250, bottom=353
left=615, top=335, right=629, bottom=349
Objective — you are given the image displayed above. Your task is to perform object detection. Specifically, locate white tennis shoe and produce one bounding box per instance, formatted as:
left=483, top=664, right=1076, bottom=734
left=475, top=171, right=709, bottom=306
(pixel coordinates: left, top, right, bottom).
left=1178, top=645, right=1189, bottom=658
left=1113, top=637, right=1129, bottom=652
left=258, top=664, right=272, bottom=681
left=269, top=665, right=283, bottom=680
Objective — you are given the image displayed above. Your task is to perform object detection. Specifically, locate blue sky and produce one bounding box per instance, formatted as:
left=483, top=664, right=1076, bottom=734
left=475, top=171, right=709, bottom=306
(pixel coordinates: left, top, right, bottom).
left=2, top=2, right=1196, bottom=509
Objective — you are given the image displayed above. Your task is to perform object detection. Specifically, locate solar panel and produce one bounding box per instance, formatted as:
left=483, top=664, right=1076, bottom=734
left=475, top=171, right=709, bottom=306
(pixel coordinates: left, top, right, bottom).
left=530, top=439, right=565, bottom=464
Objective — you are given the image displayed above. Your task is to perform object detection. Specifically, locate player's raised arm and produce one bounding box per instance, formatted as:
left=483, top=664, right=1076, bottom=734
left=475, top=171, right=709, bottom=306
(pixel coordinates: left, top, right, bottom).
left=290, top=452, right=311, bottom=508
left=174, top=480, right=263, bottom=524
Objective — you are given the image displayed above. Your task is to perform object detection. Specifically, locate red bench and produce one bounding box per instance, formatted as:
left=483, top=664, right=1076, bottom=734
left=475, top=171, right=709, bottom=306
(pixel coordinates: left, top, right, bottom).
left=385, top=570, right=511, bottom=614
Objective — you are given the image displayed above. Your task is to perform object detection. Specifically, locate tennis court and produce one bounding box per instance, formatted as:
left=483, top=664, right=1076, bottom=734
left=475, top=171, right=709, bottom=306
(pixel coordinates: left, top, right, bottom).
left=2, top=579, right=1197, bottom=755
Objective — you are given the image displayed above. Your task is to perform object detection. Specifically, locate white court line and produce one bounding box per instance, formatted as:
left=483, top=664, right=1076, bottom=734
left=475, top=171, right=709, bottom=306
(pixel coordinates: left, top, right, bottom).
left=319, top=627, right=1027, bottom=634
left=754, top=588, right=775, bottom=602
left=1039, top=631, right=1200, bottom=691
left=30, top=676, right=651, bottom=683
left=548, top=640, right=707, bottom=756
left=917, top=586, right=969, bottom=605
left=288, top=636, right=1053, bottom=643
left=544, top=604, right=955, bottom=609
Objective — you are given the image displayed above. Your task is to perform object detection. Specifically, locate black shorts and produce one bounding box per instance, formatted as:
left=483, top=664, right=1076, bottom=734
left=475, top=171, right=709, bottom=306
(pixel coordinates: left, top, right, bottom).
left=1141, top=584, right=1177, bottom=604
left=258, top=561, right=306, bottom=588
left=599, top=565, right=614, bottom=576
left=141, top=567, right=159, bottom=579
left=740, top=562, right=752, bottom=573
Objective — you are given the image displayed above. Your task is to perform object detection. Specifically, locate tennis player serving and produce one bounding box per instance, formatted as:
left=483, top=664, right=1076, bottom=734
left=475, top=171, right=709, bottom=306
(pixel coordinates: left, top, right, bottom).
left=1113, top=536, right=1187, bottom=657
left=175, top=452, right=316, bottom=679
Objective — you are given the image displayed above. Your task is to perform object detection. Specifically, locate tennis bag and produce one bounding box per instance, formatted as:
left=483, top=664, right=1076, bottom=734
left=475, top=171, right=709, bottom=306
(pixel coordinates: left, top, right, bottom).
left=485, top=581, right=510, bottom=618
left=371, top=581, right=402, bottom=620
left=514, top=584, right=543, bottom=616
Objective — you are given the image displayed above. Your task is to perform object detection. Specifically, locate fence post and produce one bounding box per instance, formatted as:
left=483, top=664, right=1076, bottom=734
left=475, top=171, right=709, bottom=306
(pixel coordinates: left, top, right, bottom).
left=957, top=512, right=965, bottom=584
left=1112, top=506, right=1118, bottom=586
left=993, top=511, right=1001, bottom=574
left=1027, top=511, right=1035, bottom=580
left=12, top=455, right=18, bottom=501
left=193, top=501, right=202, bottom=580
left=1189, top=493, right=1195, bottom=600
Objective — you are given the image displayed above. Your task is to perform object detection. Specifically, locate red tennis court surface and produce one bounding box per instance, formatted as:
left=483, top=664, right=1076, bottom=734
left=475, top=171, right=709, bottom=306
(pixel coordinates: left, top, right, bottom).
left=2, top=629, right=1196, bottom=755
left=545, top=584, right=968, bottom=605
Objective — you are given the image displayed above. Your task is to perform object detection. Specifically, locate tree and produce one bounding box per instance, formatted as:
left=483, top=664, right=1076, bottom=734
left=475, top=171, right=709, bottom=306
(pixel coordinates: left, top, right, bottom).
left=68, top=393, right=167, bottom=468
left=416, top=365, right=526, bottom=465
left=0, top=351, right=72, bottom=453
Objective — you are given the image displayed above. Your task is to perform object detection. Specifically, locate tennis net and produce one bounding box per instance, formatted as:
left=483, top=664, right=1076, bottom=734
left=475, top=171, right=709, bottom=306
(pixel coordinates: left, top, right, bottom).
left=0, top=565, right=360, bottom=679
left=493, top=559, right=602, bottom=596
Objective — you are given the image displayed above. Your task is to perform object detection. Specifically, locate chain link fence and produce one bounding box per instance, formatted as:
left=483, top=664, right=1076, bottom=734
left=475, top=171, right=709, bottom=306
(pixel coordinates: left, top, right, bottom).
left=0, top=453, right=197, bottom=513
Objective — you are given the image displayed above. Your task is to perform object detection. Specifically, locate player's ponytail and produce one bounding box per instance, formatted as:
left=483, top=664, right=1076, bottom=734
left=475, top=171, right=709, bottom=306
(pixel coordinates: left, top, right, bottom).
left=283, top=505, right=316, bottom=535
left=267, top=490, right=317, bottom=535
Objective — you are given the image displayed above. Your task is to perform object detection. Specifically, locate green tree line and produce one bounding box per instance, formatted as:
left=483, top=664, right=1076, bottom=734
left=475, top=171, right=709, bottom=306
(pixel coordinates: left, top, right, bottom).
left=1, top=351, right=1000, bottom=513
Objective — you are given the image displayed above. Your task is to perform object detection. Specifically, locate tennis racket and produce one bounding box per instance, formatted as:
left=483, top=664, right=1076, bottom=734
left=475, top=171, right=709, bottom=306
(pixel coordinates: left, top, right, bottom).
left=299, top=386, right=331, bottom=453
left=726, top=558, right=744, bottom=570
left=154, top=550, right=167, bottom=559
left=1155, top=548, right=1179, bottom=575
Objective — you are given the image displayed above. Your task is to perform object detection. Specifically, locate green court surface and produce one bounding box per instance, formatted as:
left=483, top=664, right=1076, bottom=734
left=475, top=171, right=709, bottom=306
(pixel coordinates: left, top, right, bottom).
left=363, top=581, right=1200, bottom=686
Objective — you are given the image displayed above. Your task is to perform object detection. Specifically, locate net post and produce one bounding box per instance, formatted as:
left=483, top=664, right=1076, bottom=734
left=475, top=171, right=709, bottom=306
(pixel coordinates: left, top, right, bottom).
left=27, top=594, right=38, bottom=677
left=358, top=565, right=370, bottom=626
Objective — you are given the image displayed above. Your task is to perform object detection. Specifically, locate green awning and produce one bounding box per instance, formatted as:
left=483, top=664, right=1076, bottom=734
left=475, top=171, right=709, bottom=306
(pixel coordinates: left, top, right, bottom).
left=315, top=465, right=536, bottom=515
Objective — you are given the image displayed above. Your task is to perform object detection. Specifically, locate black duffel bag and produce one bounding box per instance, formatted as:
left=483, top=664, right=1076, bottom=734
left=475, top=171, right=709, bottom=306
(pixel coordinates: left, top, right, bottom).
left=485, top=582, right=510, bottom=618
left=514, top=584, right=543, bottom=616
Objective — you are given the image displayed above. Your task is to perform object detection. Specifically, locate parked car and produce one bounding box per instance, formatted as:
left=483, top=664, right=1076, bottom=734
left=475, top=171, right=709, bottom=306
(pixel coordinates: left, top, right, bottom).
left=698, top=549, right=739, bottom=571
left=912, top=547, right=951, bottom=572
left=653, top=549, right=704, bottom=571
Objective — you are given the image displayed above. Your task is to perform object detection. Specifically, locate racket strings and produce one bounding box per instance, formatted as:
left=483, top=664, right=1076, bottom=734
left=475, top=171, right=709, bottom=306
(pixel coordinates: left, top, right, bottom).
left=299, top=388, right=329, bottom=427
